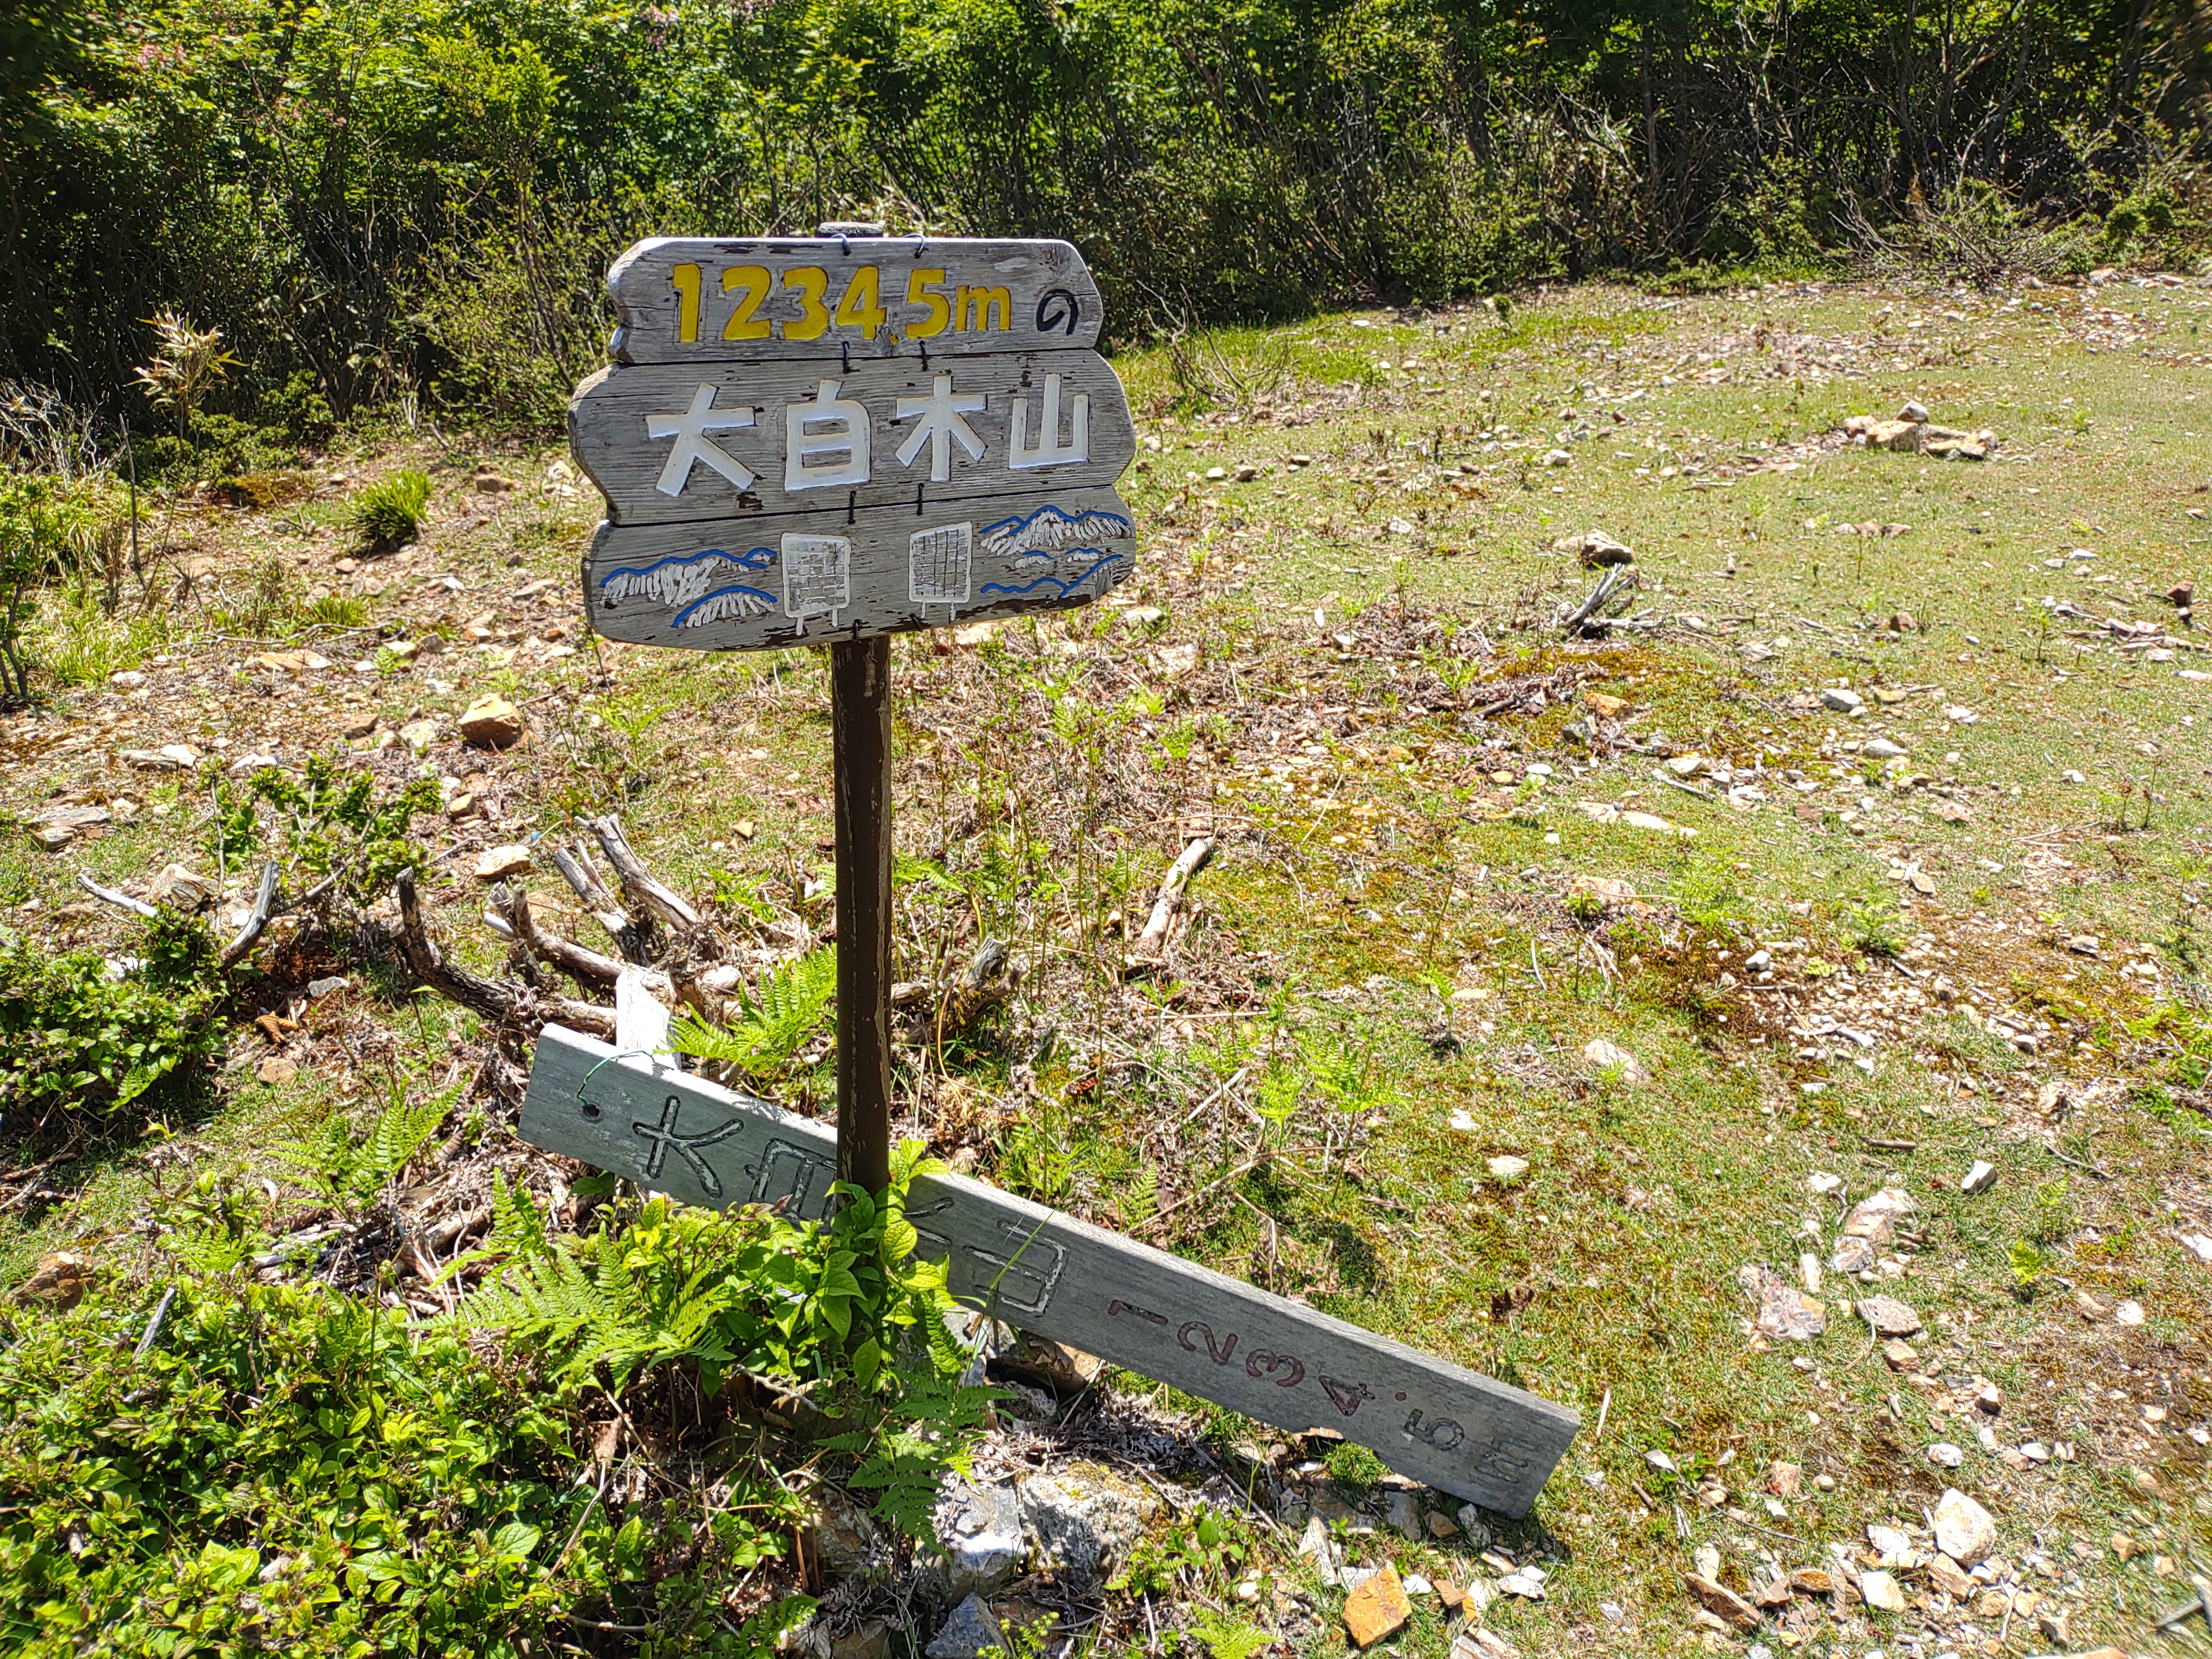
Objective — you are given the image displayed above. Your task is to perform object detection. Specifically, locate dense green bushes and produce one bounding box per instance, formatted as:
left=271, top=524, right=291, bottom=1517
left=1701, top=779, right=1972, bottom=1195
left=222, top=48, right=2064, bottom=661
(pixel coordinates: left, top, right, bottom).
left=4, top=0, right=2209, bottom=435
left=0, top=1148, right=990, bottom=1655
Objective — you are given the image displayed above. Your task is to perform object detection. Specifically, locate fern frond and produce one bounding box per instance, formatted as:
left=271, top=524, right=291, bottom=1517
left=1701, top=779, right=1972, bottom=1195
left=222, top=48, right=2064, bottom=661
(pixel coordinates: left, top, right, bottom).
left=671, top=947, right=836, bottom=1072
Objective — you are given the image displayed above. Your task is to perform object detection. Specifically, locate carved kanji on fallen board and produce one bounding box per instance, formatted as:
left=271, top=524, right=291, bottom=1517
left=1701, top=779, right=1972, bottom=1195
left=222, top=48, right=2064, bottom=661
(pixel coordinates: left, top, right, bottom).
left=519, top=1025, right=1581, bottom=1517
left=572, top=236, right=1137, bottom=651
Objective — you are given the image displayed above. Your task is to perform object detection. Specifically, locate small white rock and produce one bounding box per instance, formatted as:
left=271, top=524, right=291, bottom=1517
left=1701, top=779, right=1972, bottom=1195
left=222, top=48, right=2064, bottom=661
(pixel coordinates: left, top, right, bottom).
left=1960, top=1160, right=1997, bottom=1194
left=1806, top=1172, right=1843, bottom=1196
left=1927, top=1442, right=1964, bottom=1468
left=2114, top=1299, right=2145, bottom=1326
left=1486, top=1155, right=1530, bottom=1181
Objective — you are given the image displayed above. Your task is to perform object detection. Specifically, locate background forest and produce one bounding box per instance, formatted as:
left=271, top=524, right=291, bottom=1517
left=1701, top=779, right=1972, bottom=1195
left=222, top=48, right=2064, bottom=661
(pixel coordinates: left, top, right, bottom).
left=7, top=0, right=2212, bottom=440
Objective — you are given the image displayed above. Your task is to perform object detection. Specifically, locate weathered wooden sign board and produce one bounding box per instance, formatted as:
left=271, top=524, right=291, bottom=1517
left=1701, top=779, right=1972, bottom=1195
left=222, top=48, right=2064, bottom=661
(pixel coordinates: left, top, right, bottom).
left=520, top=1025, right=1580, bottom=1517
left=575, top=234, right=1135, bottom=654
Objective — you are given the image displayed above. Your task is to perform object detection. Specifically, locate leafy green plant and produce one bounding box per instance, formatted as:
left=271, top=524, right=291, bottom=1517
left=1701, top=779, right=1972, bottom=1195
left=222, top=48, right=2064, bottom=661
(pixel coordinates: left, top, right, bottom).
left=0, top=1246, right=665, bottom=1657
left=277, top=1087, right=455, bottom=1215
left=0, top=920, right=225, bottom=1142
left=1301, top=1029, right=1396, bottom=1120
left=670, top=947, right=837, bottom=1082
left=1849, top=902, right=1905, bottom=958
left=455, top=1144, right=993, bottom=1541
left=997, top=1114, right=1074, bottom=1205
left=348, top=469, right=432, bottom=550
left=215, top=753, right=440, bottom=904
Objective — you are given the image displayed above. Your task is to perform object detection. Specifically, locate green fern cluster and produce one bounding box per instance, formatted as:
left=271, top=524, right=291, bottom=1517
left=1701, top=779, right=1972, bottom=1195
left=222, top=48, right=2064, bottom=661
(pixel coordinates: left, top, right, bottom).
left=670, top=947, right=836, bottom=1080
left=450, top=1142, right=995, bottom=1542
left=277, top=1088, right=451, bottom=1214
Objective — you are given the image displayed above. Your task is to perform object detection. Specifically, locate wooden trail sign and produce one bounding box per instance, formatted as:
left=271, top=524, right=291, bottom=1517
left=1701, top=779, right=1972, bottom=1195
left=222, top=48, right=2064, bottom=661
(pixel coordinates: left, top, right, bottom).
left=570, top=228, right=1145, bottom=1192
left=520, top=1025, right=1581, bottom=1517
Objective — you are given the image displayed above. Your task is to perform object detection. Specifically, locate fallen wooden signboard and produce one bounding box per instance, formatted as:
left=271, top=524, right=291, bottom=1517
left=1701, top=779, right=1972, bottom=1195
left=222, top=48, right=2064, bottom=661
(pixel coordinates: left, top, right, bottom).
left=520, top=1024, right=1580, bottom=1517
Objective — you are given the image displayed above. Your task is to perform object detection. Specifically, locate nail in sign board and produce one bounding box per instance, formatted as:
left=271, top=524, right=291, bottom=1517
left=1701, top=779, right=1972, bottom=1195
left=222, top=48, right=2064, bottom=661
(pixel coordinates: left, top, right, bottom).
left=519, top=1025, right=1581, bottom=1516
left=574, top=236, right=1135, bottom=650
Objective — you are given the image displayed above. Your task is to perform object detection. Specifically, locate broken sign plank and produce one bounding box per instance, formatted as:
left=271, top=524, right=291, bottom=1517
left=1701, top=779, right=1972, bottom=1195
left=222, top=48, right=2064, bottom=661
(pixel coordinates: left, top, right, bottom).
left=519, top=1024, right=1580, bottom=1516
left=582, top=486, right=1137, bottom=650
left=608, top=236, right=1103, bottom=364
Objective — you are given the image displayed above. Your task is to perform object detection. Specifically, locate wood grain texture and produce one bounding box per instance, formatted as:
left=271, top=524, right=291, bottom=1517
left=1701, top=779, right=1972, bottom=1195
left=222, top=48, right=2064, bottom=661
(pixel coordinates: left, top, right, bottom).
left=519, top=1025, right=1579, bottom=1516
left=582, top=486, right=1138, bottom=651
left=608, top=237, right=1102, bottom=364
left=570, top=351, right=1133, bottom=528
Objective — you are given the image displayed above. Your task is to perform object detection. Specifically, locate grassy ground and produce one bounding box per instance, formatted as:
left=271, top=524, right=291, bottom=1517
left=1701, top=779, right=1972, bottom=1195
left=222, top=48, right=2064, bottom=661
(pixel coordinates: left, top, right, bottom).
left=3, top=274, right=2209, bottom=1657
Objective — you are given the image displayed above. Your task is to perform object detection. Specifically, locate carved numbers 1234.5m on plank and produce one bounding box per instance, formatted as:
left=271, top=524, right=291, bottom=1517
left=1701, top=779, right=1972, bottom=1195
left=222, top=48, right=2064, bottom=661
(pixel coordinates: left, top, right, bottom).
left=608, top=238, right=1103, bottom=364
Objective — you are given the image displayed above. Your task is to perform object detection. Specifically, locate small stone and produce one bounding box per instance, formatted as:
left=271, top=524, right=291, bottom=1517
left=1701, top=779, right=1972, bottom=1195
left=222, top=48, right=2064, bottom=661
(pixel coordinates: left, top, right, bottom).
left=2113, top=1298, right=2145, bottom=1325
left=1694, top=1545, right=1721, bottom=1580
left=258, top=1056, right=299, bottom=1086
left=399, top=718, right=440, bottom=750
left=2065, top=933, right=2100, bottom=956
left=2018, top=1441, right=2051, bottom=1463
left=1496, top=1566, right=1546, bottom=1599
left=1786, top=1568, right=1833, bottom=1595
left=1486, top=1155, right=1529, bottom=1181
left=1453, top=1504, right=1491, bottom=1549
left=1449, top=1631, right=1520, bottom=1659
left=458, top=695, right=525, bottom=748
left=34, top=823, right=76, bottom=851
left=1883, top=1339, right=1919, bottom=1370
left=1829, top=1237, right=1877, bottom=1274
left=147, top=864, right=217, bottom=911
left=1766, top=1462, right=1801, bottom=1499
left=15, top=1251, right=96, bottom=1309
left=1798, top=1252, right=1821, bottom=1294
left=1383, top=1486, right=1424, bottom=1541
left=833, top=1619, right=891, bottom=1659
left=342, top=712, right=380, bottom=741
left=474, top=844, right=533, bottom=881
left=1859, top=1569, right=1906, bottom=1612
left=1960, top=1160, right=1997, bottom=1193
left=1016, top=1466, right=1151, bottom=1591
left=1583, top=1038, right=1648, bottom=1082
left=2036, top=1606, right=2070, bottom=1645
left=1974, top=1383, right=2002, bottom=1414
left=1402, top=1572, right=1432, bottom=1595
left=1933, top=1489, right=1996, bottom=1565
left=1743, top=1264, right=1825, bottom=1340
left=1541, top=448, right=1572, bottom=467
left=1867, top=1525, right=1916, bottom=1568
left=1426, top=1510, right=1459, bottom=1540
left=935, top=1480, right=1023, bottom=1596
left=2180, top=1232, right=2212, bottom=1264
left=1750, top=1571, right=1791, bottom=1609
left=1682, top=1573, right=1760, bottom=1633
left=1927, top=1442, right=1964, bottom=1468
left=1822, top=687, right=1865, bottom=713
left=926, top=1595, right=1004, bottom=1659
left=1927, top=1553, right=1973, bottom=1599
left=1863, top=737, right=1907, bottom=760
left=1841, top=1186, right=1916, bottom=1244
left=306, top=975, right=349, bottom=998
left=1645, top=1449, right=1677, bottom=1474
left=1342, top=1565, right=1412, bottom=1646
left=1856, top=1295, right=1923, bottom=1338
left=1806, top=1171, right=1842, bottom=1195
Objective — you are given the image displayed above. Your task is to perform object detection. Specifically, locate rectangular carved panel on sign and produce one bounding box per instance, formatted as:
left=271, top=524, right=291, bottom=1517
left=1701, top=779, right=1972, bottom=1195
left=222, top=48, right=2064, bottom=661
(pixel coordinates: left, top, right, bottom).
left=583, top=486, right=1136, bottom=650
left=608, top=237, right=1102, bottom=364
left=519, top=1025, right=1580, bottom=1516
left=570, top=352, right=1134, bottom=527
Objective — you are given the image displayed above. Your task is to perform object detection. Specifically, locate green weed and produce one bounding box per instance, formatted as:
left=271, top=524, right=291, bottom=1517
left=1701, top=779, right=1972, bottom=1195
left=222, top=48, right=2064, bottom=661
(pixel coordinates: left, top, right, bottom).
left=348, top=470, right=431, bottom=550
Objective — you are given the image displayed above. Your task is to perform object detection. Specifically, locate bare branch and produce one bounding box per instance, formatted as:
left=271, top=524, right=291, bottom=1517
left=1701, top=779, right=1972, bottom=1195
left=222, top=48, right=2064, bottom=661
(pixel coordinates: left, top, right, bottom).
left=492, top=882, right=624, bottom=990
left=587, top=815, right=701, bottom=931
left=394, top=869, right=615, bottom=1037
left=77, top=872, right=158, bottom=919
left=551, top=841, right=652, bottom=962
left=218, top=862, right=281, bottom=967
left=1134, top=837, right=1214, bottom=957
